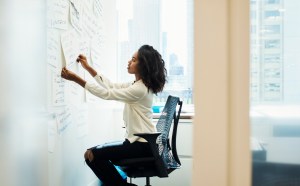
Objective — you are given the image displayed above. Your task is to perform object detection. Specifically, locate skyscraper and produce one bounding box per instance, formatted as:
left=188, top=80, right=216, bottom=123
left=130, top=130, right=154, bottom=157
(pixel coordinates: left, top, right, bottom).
left=250, top=0, right=284, bottom=103
left=118, top=0, right=160, bottom=82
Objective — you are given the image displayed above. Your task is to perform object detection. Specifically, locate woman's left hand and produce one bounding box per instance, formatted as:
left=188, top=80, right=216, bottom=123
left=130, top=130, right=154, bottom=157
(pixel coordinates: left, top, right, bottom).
left=61, top=67, right=76, bottom=81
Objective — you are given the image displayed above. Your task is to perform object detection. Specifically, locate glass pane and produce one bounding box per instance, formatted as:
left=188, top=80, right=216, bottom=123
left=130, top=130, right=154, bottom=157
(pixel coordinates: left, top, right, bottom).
left=250, top=0, right=300, bottom=185
left=116, top=0, right=194, bottom=105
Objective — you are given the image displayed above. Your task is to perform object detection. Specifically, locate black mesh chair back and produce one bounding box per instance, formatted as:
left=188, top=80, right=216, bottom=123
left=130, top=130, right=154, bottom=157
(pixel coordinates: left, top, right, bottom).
left=156, top=95, right=182, bottom=172
left=112, top=95, right=183, bottom=186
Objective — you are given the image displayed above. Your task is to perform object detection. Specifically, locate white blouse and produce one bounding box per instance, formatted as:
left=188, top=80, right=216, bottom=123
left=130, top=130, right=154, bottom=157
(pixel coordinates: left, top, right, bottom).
left=84, top=73, right=156, bottom=143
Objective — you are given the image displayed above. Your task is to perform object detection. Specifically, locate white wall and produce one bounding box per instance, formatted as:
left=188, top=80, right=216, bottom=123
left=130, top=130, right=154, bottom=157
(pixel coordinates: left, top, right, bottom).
left=251, top=106, right=300, bottom=164
left=0, top=0, right=121, bottom=186
left=0, top=1, right=47, bottom=186
left=46, top=0, right=119, bottom=186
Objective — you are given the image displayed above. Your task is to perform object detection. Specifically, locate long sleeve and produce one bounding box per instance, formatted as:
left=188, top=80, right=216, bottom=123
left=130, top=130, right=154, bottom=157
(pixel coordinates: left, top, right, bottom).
left=85, top=79, right=147, bottom=103
left=85, top=74, right=155, bottom=143
left=94, top=73, right=131, bottom=89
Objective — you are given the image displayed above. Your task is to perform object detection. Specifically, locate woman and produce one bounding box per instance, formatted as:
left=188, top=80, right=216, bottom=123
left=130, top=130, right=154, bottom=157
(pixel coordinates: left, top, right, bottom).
left=61, top=45, right=167, bottom=186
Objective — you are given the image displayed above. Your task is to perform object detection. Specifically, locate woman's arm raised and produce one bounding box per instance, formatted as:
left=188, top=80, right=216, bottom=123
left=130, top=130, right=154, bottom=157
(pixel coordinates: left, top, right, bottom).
left=61, top=67, right=86, bottom=88
left=76, top=54, right=97, bottom=77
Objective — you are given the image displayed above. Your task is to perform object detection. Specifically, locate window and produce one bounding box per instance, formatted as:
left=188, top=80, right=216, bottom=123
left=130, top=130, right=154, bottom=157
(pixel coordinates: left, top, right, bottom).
left=264, top=39, right=280, bottom=49
left=116, top=0, right=194, bottom=105
left=251, top=10, right=257, bottom=20
left=265, top=0, right=280, bottom=4
left=264, top=25, right=281, bottom=34
left=250, top=0, right=300, bottom=184
left=264, top=10, right=280, bottom=20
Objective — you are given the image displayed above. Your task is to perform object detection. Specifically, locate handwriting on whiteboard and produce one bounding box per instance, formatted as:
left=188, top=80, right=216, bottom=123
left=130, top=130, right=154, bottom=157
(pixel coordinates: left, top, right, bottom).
left=56, top=107, right=72, bottom=134
left=47, top=0, right=69, bottom=30
left=61, top=29, right=80, bottom=67
left=52, top=72, right=66, bottom=106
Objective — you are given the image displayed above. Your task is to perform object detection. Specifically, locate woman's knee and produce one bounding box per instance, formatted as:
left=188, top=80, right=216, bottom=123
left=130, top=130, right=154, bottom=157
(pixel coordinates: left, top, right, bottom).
left=84, top=150, right=94, bottom=162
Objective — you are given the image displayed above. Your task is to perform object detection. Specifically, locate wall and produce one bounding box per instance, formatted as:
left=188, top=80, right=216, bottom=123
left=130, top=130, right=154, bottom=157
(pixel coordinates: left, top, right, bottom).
left=193, top=0, right=251, bottom=186
left=0, top=0, right=47, bottom=186
left=251, top=106, right=300, bottom=164
left=0, top=0, right=121, bottom=186
left=46, top=0, right=119, bottom=185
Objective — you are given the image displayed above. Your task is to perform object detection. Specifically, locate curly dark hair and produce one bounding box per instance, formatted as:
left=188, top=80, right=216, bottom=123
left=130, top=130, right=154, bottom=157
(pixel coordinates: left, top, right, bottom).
left=137, top=45, right=167, bottom=94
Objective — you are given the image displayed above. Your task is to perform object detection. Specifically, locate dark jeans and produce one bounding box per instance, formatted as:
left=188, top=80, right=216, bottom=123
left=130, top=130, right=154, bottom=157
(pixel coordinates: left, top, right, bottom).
left=85, top=139, right=152, bottom=186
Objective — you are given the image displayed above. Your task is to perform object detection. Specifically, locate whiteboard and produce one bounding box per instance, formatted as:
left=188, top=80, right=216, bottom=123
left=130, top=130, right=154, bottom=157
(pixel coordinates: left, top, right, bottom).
left=46, top=0, right=122, bottom=185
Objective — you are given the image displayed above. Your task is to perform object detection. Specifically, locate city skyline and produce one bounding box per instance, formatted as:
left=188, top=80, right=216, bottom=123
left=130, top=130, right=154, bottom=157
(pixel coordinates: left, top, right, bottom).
left=117, top=0, right=194, bottom=104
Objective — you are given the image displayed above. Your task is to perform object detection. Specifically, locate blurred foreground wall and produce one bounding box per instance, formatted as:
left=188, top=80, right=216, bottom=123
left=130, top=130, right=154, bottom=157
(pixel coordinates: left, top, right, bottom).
left=0, top=1, right=47, bottom=185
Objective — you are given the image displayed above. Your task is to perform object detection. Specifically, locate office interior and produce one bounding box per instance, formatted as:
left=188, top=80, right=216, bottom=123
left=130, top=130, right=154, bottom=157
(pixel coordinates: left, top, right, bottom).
left=1, top=0, right=300, bottom=186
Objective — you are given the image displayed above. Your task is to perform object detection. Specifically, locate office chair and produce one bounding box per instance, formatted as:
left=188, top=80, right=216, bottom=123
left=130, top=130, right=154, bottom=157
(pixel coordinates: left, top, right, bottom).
left=113, top=95, right=183, bottom=186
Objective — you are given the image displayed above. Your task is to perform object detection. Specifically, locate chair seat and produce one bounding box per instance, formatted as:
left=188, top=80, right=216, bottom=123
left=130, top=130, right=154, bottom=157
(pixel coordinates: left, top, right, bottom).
left=113, top=157, right=163, bottom=178
left=113, top=157, right=181, bottom=178
left=126, top=168, right=167, bottom=178
left=113, top=157, right=155, bottom=167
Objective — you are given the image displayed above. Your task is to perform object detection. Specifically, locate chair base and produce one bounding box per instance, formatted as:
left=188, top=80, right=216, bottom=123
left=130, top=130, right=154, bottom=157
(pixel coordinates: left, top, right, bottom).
left=144, top=177, right=151, bottom=186
left=129, top=176, right=151, bottom=186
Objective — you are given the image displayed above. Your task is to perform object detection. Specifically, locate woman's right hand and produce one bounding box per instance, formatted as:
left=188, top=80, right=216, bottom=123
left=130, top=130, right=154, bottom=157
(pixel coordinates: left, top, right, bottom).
left=76, top=54, right=90, bottom=70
